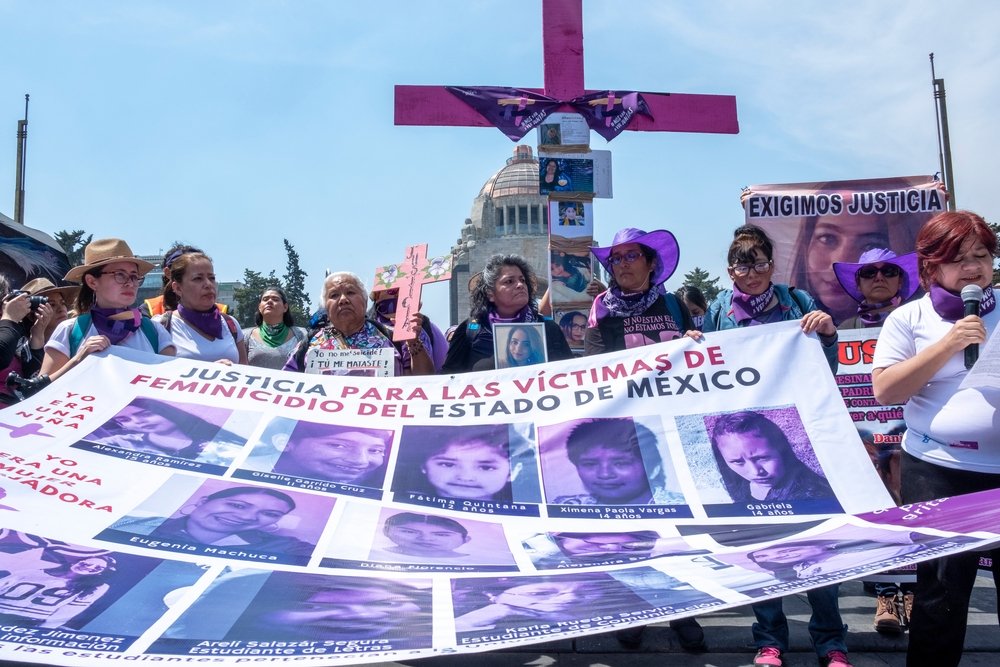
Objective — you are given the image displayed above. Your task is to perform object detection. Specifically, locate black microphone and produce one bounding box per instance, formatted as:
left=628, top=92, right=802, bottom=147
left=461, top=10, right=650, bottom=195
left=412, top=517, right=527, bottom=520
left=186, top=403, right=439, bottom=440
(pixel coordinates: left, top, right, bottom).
left=961, top=284, right=984, bottom=370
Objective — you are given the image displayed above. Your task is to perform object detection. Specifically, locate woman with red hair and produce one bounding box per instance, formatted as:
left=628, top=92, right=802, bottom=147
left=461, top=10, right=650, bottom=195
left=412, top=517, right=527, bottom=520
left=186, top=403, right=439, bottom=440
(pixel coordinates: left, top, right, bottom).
left=873, top=210, right=999, bottom=666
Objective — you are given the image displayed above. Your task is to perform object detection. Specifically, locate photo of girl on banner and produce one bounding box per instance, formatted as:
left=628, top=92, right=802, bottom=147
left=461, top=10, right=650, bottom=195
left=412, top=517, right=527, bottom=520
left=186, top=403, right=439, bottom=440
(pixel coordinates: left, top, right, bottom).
left=451, top=572, right=648, bottom=637
left=539, top=416, right=689, bottom=515
left=319, top=503, right=517, bottom=571
left=153, top=569, right=433, bottom=653
left=233, top=416, right=393, bottom=498
left=391, top=423, right=541, bottom=516
left=494, top=323, right=547, bottom=369
left=76, top=397, right=253, bottom=473
left=100, top=477, right=333, bottom=565
left=0, top=530, right=204, bottom=647
left=523, top=530, right=708, bottom=570
left=744, top=176, right=943, bottom=324
left=677, top=406, right=841, bottom=517
left=717, top=525, right=982, bottom=595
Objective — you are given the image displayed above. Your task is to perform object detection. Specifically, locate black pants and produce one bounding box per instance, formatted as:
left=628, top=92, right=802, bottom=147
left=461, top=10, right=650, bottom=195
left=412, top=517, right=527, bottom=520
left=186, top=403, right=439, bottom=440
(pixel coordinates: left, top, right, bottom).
left=901, top=452, right=1000, bottom=667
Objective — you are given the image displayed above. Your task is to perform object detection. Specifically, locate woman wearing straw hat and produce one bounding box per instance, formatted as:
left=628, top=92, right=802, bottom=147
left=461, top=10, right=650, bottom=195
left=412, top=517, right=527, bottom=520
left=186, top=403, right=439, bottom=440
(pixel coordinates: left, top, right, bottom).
left=41, top=238, right=175, bottom=380
left=0, top=278, right=75, bottom=404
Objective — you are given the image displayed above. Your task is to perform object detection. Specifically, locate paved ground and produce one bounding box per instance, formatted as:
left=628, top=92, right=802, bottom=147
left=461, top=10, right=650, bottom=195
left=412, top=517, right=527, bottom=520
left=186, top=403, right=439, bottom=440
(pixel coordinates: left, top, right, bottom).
left=386, top=575, right=998, bottom=667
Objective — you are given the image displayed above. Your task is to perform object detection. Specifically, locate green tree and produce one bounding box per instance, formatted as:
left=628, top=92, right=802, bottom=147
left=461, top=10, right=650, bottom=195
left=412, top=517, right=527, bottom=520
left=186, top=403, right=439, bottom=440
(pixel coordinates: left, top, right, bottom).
left=679, top=266, right=722, bottom=302
left=232, top=268, right=279, bottom=327
left=54, top=230, right=92, bottom=267
left=281, top=239, right=311, bottom=324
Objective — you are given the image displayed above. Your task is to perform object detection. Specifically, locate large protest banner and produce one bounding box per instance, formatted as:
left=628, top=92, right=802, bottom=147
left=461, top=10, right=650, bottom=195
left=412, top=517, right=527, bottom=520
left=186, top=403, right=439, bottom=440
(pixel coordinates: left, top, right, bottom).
left=0, top=322, right=997, bottom=666
left=742, top=175, right=943, bottom=324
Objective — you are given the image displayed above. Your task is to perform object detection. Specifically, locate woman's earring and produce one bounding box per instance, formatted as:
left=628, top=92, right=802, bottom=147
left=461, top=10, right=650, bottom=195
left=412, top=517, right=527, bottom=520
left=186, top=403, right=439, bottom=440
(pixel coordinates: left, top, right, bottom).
left=179, top=504, right=198, bottom=516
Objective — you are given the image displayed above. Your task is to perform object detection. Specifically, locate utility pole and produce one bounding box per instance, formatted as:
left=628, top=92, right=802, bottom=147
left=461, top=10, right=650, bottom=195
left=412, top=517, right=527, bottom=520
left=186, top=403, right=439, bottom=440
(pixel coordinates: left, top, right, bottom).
left=13, top=94, right=29, bottom=224
left=930, top=54, right=956, bottom=211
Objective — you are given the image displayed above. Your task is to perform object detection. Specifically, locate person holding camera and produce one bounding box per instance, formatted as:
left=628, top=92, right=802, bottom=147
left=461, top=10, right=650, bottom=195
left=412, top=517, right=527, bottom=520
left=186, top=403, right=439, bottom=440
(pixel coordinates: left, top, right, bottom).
left=0, top=277, right=68, bottom=406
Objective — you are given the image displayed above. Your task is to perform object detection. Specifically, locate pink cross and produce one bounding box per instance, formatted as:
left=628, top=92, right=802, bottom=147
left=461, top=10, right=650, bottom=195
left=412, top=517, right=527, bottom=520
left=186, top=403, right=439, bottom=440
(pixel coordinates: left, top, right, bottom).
left=395, top=0, right=738, bottom=135
left=373, top=244, right=452, bottom=342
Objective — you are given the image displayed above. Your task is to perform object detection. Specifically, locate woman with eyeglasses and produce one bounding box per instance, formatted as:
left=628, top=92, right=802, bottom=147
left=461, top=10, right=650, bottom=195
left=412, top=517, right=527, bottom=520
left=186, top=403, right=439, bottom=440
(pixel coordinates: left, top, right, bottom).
left=703, top=224, right=838, bottom=372
left=585, top=227, right=697, bottom=356
left=42, top=238, right=176, bottom=380
left=703, top=225, right=847, bottom=667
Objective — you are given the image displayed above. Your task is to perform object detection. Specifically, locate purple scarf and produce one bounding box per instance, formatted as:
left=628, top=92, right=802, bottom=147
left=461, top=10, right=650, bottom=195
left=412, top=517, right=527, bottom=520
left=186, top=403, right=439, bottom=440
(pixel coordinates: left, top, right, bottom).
left=487, top=305, right=537, bottom=326
left=929, top=284, right=996, bottom=321
left=730, top=284, right=776, bottom=323
left=858, top=298, right=899, bottom=326
left=177, top=304, right=223, bottom=339
left=90, top=307, right=143, bottom=345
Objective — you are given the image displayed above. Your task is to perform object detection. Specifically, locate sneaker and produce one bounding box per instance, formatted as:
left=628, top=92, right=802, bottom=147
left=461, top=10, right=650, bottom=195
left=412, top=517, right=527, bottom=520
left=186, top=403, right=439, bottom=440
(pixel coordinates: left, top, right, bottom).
left=820, top=650, right=853, bottom=667
left=753, top=646, right=784, bottom=667
left=873, top=593, right=903, bottom=634
left=669, top=617, right=707, bottom=652
left=901, top=592, right=914, bottom=628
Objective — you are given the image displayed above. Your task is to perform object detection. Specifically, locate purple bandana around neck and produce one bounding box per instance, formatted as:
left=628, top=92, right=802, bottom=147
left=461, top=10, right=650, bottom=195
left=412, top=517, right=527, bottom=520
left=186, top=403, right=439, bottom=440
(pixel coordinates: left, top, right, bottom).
left=730, top=284, right=776, bottom=323
left=177, top=303, right=223, bottom=339
left=858, top=298, right=899, bottom=326
left=90, top=307, right=142, bottom=345
left=487, top=305, right=537, bottom=325
left=929, top=284, right=997, bottom=321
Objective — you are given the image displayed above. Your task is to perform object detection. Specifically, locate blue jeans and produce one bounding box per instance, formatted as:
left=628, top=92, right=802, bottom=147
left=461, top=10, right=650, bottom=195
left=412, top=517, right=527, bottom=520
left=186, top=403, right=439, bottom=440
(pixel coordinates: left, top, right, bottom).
left=751, top=584, right=846, bottom=656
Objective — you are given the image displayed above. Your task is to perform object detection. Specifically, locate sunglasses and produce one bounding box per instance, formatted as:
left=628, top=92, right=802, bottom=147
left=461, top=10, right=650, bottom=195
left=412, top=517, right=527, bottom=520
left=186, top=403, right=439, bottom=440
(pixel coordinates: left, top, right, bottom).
left=857, top=264, right=901, bottom=280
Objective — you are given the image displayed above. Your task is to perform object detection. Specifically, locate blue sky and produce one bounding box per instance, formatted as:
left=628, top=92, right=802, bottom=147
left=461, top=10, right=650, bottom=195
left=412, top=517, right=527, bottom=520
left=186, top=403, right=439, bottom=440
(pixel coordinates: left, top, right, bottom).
left=2, top=1, right=998, bottom=327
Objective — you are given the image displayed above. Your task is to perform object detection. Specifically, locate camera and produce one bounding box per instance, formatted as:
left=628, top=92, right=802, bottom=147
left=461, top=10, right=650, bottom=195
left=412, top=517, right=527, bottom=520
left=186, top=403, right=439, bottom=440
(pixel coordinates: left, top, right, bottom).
left=5, top=372, right=51, bottom=402
left=5, top=291, right=48, bottom=310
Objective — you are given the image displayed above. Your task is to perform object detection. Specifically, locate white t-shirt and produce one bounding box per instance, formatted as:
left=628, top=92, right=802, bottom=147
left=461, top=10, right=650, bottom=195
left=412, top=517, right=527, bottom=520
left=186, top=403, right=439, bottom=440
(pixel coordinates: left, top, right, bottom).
left=46, top=316, right=173, bottom=358
left=155, top=312, right=244, bottom=363
left=872, top=294, right=1000, bottom=472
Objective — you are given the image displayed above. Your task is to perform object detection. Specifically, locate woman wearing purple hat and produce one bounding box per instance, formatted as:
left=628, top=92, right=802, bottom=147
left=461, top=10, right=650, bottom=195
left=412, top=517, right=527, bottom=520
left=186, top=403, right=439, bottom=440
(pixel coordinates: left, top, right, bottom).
left=586, top=228, right=697, bottom=356
left=585, top=228, right=705, bottom=653
left=833, top=249, right=920, bottom=330
left=834, top=248, right=920, bottom=634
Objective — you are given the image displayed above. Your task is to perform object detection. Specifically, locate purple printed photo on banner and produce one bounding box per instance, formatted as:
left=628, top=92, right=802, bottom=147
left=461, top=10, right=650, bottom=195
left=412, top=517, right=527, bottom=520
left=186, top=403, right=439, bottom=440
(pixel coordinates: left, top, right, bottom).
left=860, top=487, right=1000, bottom=536
left=538, top=416, right=685, bottom=506
left=523, top=530, right=710, bottom=570
left=703, top=407, right=832, bottom=503
left=451, top=572, right=651, bottom=637
left=104, top=476, right=334, bottom=561
left=368, top=507, right=516, bottom=567
left=0, top=530, right=203, bottom=641
left=77, top=397, right=246, bottom=469
left=391, top=423, right=541, bottom=506
left=273, top=420, right=394, bottom=488
left=153, top=569, right=433, bottom=652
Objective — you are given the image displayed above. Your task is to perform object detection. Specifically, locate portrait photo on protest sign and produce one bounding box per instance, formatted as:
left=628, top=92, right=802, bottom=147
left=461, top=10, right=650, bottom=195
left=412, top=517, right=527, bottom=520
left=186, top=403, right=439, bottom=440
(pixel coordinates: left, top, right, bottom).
left=714, top=522, right=984, bottom=597
left=548, top=200, right=593, bottom=235
left=743, top=175, right=944, bottom=324
left=493, top=323, right=548, bottom=369
left=74, top=397, right=257, bottom=474
left=678, top=405, right=842, bottom=517
left=553, top=308, right=589, bottom=352
left=521, top=529, right=708, bottom=571
left=96, top=476, right=333, bottom=566
left=320, top=503, right=516, bottom=571
left=390, top=422, right=542, bottom=516
left=538, top=416, right=689, bottom=515
left=0, top=530, right=205, bottom=648
left=548, top=236, right=595, bottom=303
left=152, top=568, right=433, bottom=654
left=450, top=567, right=718, bottom=644
left=232, top=416, right=394, bottom=498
